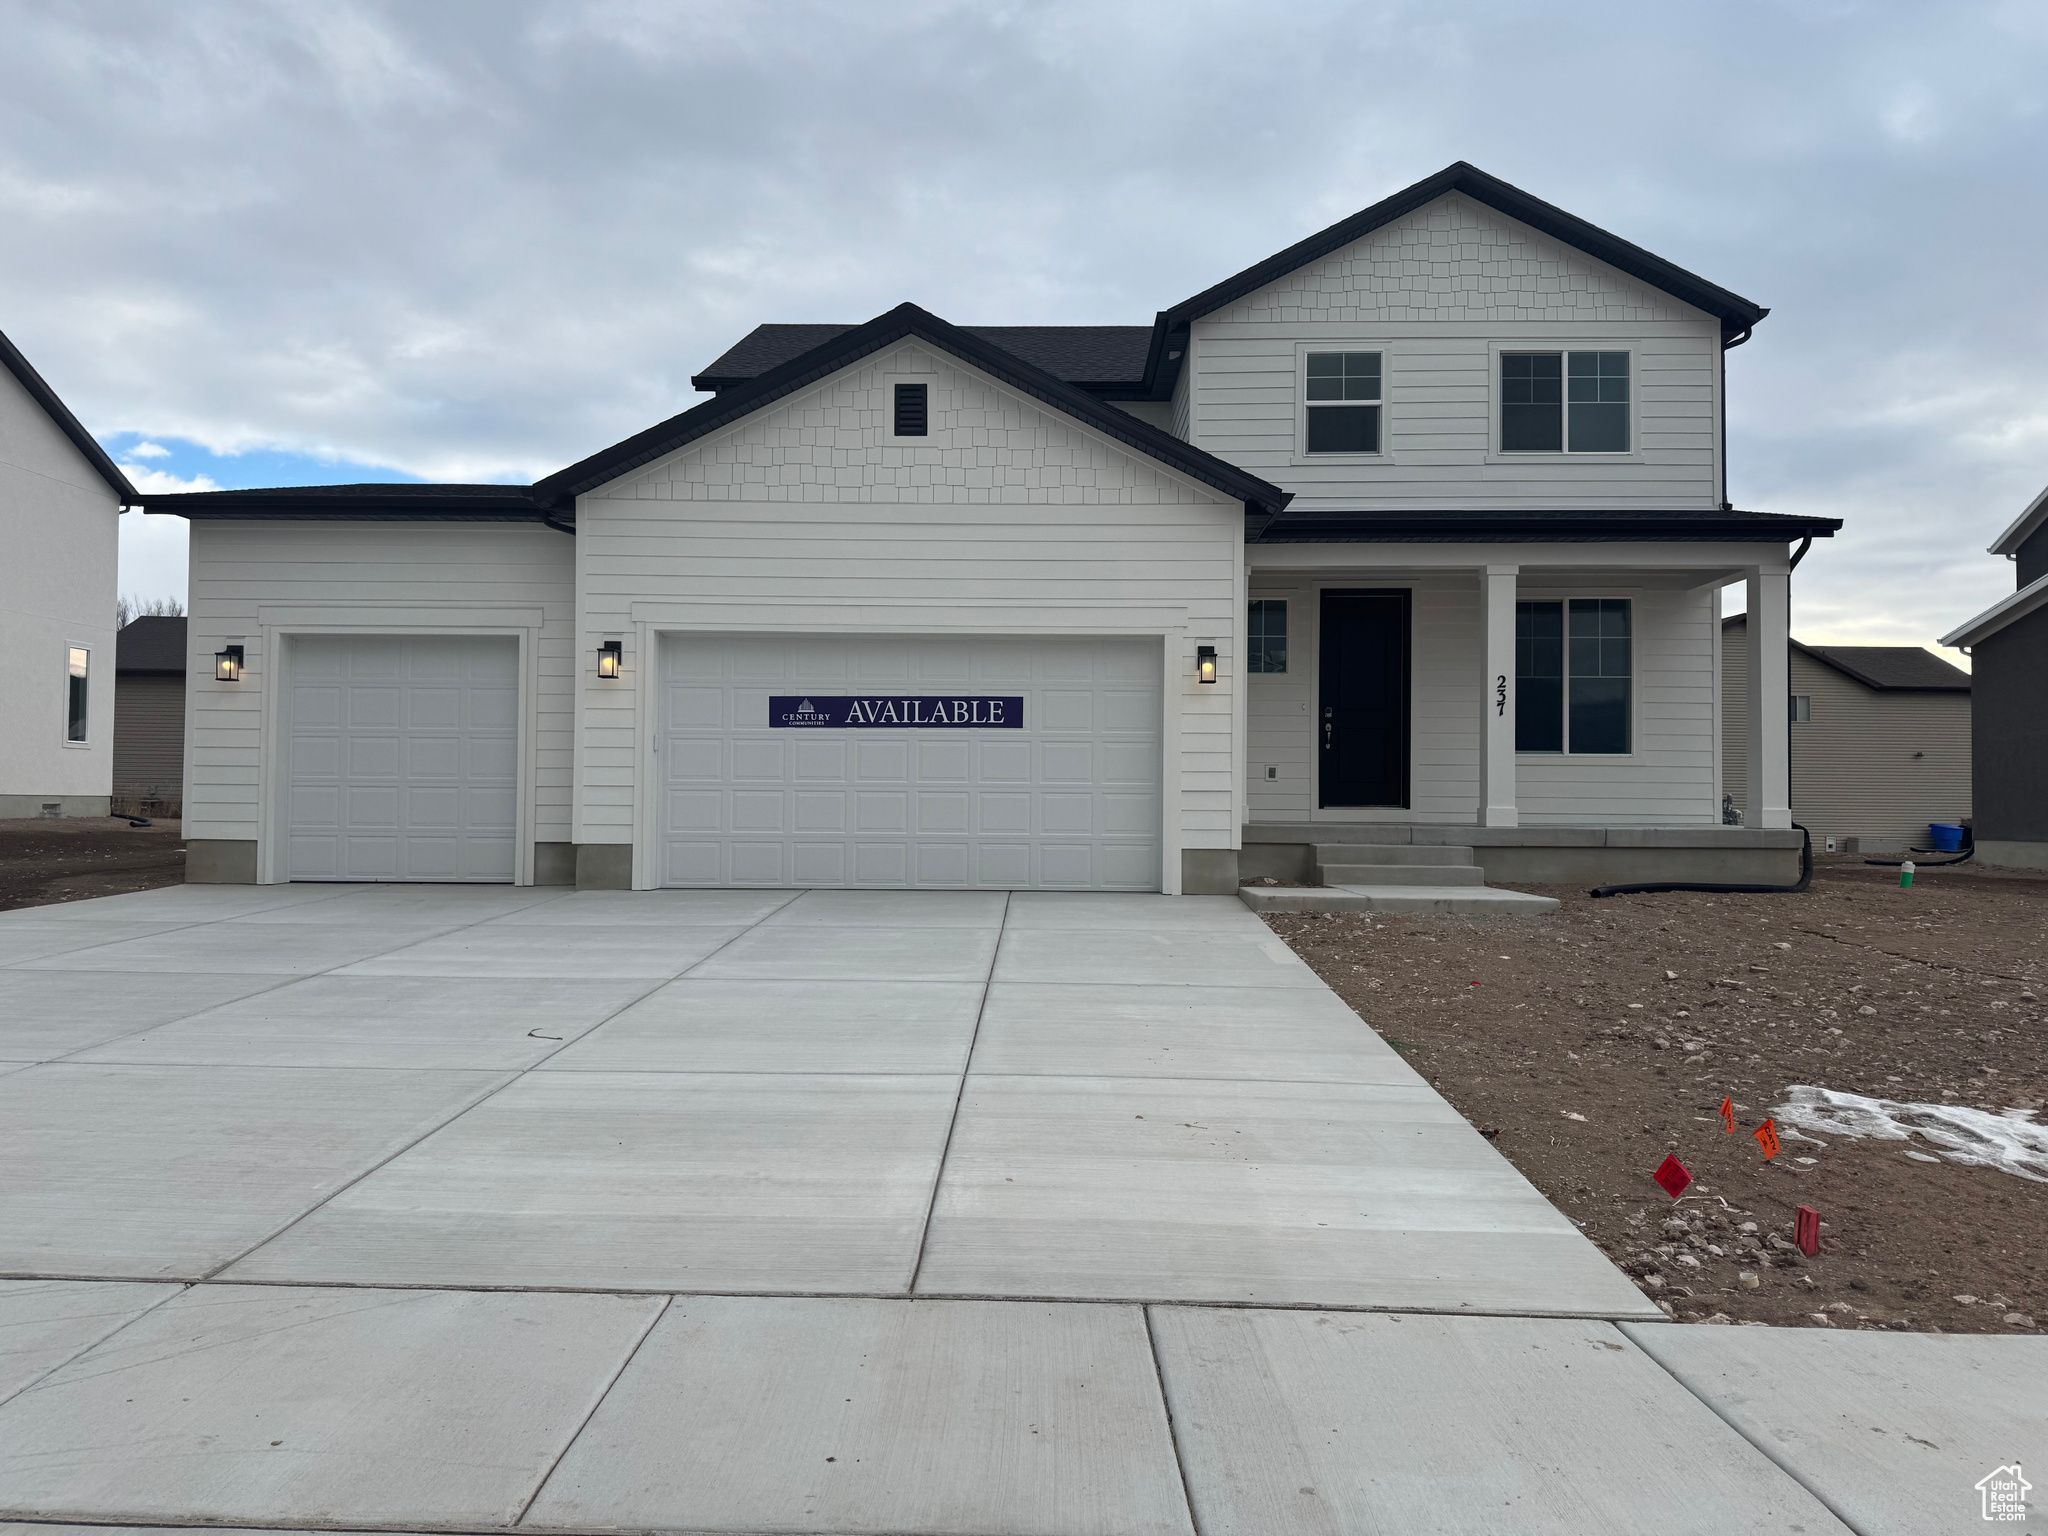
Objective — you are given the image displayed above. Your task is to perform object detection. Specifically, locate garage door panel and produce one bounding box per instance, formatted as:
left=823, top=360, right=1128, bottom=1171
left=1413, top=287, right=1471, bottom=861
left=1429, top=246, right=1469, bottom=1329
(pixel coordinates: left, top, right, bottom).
left=976, top=739, right=1031, bottom=782
left=347, top=688, right=403, bottom=728
left=732, top=740, right=785, bottom=781
left=730, top=842, right=786, bottom=885
left=731, top=791, right=786, bottom=832
left=794, top=739, right=848, bottom=780
left=287, top=636, right=518, bottom=883
left=660, top=634, right=1161, bottom=890
left=668, top=790, right=722, bottom=831
left=794, top=792, right=847, bottom=832
left=857, top=740, right=909, bottom=782
left=856, top=792, right=908, bottom=833
left=916, top=739, right=970, bottom=782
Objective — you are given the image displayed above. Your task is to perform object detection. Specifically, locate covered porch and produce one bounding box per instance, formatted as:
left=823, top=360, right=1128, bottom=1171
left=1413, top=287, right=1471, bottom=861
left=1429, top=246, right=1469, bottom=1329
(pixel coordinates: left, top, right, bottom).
left=1237, top=537, right=1803, bottom=887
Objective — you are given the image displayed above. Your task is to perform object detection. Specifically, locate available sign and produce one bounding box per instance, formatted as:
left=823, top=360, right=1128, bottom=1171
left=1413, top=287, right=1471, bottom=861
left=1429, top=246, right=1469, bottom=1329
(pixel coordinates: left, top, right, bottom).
left=769, top=695, right=1024, bottom=729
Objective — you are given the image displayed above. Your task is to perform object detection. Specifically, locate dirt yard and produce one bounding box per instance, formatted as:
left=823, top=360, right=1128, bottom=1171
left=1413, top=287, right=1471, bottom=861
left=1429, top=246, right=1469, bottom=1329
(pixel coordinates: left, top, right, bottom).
left=1264, top=853, right=2048, bottom=1332
left=0, top=817, right=187, bottom=912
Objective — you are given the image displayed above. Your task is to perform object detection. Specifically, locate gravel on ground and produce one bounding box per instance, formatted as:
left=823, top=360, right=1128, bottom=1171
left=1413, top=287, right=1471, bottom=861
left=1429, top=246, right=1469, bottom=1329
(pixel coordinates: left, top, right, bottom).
left=0, top=816, right=187, bottom=911
left=1262, top=853, right=2048, bottom=1333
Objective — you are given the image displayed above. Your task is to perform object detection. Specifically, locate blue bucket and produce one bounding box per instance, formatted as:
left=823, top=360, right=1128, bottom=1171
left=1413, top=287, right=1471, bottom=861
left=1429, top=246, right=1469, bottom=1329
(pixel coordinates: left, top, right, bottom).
left=1928, top=823, right=1964, bottom=852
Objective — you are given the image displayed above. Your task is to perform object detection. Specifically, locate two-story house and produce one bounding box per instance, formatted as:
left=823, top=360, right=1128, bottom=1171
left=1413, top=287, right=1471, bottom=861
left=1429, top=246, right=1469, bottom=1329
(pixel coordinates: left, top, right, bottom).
left=148, top=163, right=1836, bottom=893
left=1940, top=483, right=2048, bottom=870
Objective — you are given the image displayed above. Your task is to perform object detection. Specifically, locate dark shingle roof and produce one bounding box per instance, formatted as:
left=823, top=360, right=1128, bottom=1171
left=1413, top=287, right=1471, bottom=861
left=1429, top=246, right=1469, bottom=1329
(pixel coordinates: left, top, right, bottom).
left=116, top=614, right=186, bottom=673
left=1256, top=507, right=1840, bottom=543
left=693, top=324, right=1153, bottom=392
left=1723, top=615, right=1969, bottom=689
left=541, top=302, right=1290, bottom=514
left=0, top=327, right=136, bottom=502
left=139, top=482, right=547, bottom=520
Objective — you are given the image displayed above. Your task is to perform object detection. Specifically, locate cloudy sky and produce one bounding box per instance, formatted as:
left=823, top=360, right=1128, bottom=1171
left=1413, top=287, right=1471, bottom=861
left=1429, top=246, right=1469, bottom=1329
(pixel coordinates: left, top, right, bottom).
left=6, top=0, right=2046, bottom=653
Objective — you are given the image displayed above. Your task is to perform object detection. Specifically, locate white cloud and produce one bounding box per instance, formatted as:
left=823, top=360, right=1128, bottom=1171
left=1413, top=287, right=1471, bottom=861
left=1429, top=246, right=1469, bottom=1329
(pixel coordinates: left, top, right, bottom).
left=119, top=465, right=220, bottom=495
left=1, top=0, right=2043, bottom=646
left=124, top=440, right=170, bottom=458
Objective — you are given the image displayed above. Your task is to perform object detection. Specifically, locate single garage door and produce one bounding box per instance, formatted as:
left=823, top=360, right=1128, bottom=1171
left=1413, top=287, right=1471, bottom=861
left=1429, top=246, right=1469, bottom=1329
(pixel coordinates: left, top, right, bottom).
left=660, top=634, right=1161, bottom=889
left=286, top=635, right=518, bottom=881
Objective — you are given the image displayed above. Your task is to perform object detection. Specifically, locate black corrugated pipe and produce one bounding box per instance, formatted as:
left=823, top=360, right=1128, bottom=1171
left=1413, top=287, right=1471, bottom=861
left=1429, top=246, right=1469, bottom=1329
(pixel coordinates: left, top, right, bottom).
left=1591, top=535, right=1814, bottom=898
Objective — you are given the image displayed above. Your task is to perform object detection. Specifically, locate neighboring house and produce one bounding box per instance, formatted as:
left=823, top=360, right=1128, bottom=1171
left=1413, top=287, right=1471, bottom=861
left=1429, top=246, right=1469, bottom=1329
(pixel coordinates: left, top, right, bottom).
left=1940, top=483, right=2048, bottom=870
left=1721, top=614, right=1970, bottom=852
left=0, top=328, right=137, bottom=818
left=113, top=614, right=188, bottom=817
left=146, top=162, right=1839, bottom=892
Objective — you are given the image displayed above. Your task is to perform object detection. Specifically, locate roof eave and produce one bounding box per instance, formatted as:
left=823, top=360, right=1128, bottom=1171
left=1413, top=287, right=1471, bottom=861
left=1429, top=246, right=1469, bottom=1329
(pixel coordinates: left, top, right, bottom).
left=1941, top=571, right=2048, bottom=648
left=536, top=302, right=1292, bottom=515
left=1988, top=483, right=2048, bottom=556
left=0, top=327, right=138, bottom=503
left=1145, top=162, right=1768, bottom=397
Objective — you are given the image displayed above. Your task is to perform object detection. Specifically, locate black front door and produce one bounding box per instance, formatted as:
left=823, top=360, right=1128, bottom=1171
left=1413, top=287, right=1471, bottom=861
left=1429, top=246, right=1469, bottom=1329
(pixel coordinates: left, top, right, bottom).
left=1319, top=589, right=1410, bottom=807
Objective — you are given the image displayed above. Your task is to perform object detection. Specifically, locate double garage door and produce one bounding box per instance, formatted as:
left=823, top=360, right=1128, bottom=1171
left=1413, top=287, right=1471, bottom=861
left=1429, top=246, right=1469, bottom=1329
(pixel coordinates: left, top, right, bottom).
left=285, top=635, right=518, bottom=881
left=661, top=634, right=1162, bottom=889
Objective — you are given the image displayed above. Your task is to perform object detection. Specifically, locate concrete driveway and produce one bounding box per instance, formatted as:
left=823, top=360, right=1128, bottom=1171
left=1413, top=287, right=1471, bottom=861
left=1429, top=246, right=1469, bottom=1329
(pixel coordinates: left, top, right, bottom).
left=0, top=884, right=2032, bottom=1533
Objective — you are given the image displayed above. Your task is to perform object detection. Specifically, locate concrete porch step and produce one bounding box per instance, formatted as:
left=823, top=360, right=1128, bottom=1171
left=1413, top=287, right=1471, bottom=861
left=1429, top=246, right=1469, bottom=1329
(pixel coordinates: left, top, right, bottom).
left=1242, top=884, right=1561, bottom=917
left=1319, top=862, right=1488, bottom=887
left=1314, top=844, right=1473, bottom=867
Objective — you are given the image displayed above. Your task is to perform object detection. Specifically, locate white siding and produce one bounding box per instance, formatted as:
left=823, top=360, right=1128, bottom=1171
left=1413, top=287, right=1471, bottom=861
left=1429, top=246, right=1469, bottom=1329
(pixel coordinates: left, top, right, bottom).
left=574, top=341, right=1244, bottom=880
left=1191, top=193, right=1722, bottom=513
left=0, top=361, right=119, bottom=806
left=183, top=522, right=575, bottom=861
left=1248, top=573, right=1718, bottom=825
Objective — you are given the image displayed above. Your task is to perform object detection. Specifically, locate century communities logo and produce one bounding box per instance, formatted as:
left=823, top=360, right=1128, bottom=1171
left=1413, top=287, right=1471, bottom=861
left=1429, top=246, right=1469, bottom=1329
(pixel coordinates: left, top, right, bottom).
left=768, top=695, right=1025, bottom=729
left=1979, top=1463, right=2030, bottom=1523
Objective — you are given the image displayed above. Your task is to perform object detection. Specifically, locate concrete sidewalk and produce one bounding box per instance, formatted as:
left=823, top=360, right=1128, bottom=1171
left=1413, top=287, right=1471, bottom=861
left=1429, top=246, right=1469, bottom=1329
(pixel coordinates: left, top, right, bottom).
left=0, top=884, right=2035, bottom=1532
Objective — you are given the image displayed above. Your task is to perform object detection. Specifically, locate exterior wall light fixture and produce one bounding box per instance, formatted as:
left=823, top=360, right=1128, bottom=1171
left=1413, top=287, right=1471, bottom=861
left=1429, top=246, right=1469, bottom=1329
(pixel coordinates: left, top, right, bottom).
left=1196, top=644, right=1218, bottom=685
left=597, top=640, right=624, bottom=679
left=215, top=645, right=244, bottom=682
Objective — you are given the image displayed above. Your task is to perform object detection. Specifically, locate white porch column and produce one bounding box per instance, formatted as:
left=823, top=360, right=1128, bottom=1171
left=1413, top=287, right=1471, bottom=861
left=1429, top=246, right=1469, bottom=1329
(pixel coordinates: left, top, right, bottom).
left=1744, top=565, right=1793, bottom=829
left=1479, top=564, right=1518, bottom=827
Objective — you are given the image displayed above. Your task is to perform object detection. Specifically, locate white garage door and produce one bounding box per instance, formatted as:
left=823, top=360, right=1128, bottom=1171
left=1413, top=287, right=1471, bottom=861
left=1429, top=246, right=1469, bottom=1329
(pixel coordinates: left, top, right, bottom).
left=286, top=635, right=518, bottom=881
left=660, top=634, right=1162, bottom=889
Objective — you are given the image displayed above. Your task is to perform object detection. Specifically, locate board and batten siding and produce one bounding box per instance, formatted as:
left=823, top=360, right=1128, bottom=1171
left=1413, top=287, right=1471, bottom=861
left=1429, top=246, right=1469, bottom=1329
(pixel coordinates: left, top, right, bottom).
left=1189, top=192, right=1722, bottom=514
left=1723, top=625, right=1971, bottom=847
left=1247, top=576, right=1718, bottom=825
left=182, top=521, right=576, bottom=863
left=573, top=340, right=1245, bottom=883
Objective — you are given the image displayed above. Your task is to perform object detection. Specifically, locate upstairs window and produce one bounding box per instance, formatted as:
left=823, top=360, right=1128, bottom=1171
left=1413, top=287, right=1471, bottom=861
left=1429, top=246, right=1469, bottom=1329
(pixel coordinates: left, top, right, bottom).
left=1248, top=600, right=1287, bottom=673
left=1515, top=598, right=1631, bottom=754
left=1501, top=351, right=1629, bottom=452
left=1790, top=694, right=1812, bottom=723
left=893, top=382, right=928, bottom=437
left=66, top=646, right=89, bottom=743
left=1304, top=352, right=1381, bottom=453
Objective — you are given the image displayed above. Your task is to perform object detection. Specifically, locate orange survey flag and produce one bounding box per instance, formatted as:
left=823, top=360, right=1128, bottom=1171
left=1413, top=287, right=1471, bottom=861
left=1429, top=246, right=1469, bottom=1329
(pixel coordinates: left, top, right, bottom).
left=1753, top=1119, right=1780, bottom=1159
left=1720, top=1096, right=1735, bottom=1133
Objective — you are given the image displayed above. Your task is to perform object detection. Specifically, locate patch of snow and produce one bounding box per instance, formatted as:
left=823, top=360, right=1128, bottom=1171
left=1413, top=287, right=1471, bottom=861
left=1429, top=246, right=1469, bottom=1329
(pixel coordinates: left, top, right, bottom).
left=1772, top=1086, right=2048, bottom=1184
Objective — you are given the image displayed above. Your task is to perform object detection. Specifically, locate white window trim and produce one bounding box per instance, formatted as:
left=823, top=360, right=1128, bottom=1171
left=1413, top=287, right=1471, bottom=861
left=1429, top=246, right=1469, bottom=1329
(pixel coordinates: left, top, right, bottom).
left=884, top=373, right=940, bottom=446
left=1512, top=593, right=1640, bottom=761
left=61, top=642, right=91, bottom=747
left=1486, top=341, right=1643, bottom=462
left=1247, top=597, right=1289, bottom=675
left=1292, top=340, right=1389, bottom=465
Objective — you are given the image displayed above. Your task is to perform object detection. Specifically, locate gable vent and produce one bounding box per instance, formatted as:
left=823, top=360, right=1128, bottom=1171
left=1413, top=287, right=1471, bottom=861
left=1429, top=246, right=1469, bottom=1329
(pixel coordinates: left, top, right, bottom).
left=894, top=382, right=928, bottom=437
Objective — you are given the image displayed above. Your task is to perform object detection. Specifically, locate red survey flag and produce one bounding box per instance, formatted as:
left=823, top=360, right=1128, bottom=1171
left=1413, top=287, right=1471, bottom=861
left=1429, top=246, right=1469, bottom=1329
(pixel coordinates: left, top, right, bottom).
left=1652, top=1153, right=1693, bottom=1198
left=1794, top=1205, right=1820, bottom=1257
left=1720, top=1096, right=1735, bottom=1133
left=1753, top=1119, right=1781, bottom=1160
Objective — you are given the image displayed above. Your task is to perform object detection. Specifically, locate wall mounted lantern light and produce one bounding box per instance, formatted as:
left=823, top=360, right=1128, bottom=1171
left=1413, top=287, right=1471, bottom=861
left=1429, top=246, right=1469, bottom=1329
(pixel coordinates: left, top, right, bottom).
left=214, top=645, right=244, bottom=682
left=597, top=640, right=624, bottom=679
left=1196, top=644, right=1218, bottom=685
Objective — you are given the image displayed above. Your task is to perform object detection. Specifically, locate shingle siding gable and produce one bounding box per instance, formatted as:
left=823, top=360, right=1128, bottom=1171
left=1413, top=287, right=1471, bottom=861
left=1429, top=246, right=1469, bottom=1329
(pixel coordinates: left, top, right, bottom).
left=1213, top=193, right=1698, bottom=327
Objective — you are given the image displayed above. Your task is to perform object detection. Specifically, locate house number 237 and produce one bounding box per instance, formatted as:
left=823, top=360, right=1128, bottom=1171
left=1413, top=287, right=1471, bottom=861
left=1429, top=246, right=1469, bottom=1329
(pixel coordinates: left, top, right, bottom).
left=1495, top=674, right=1508, bottom=717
